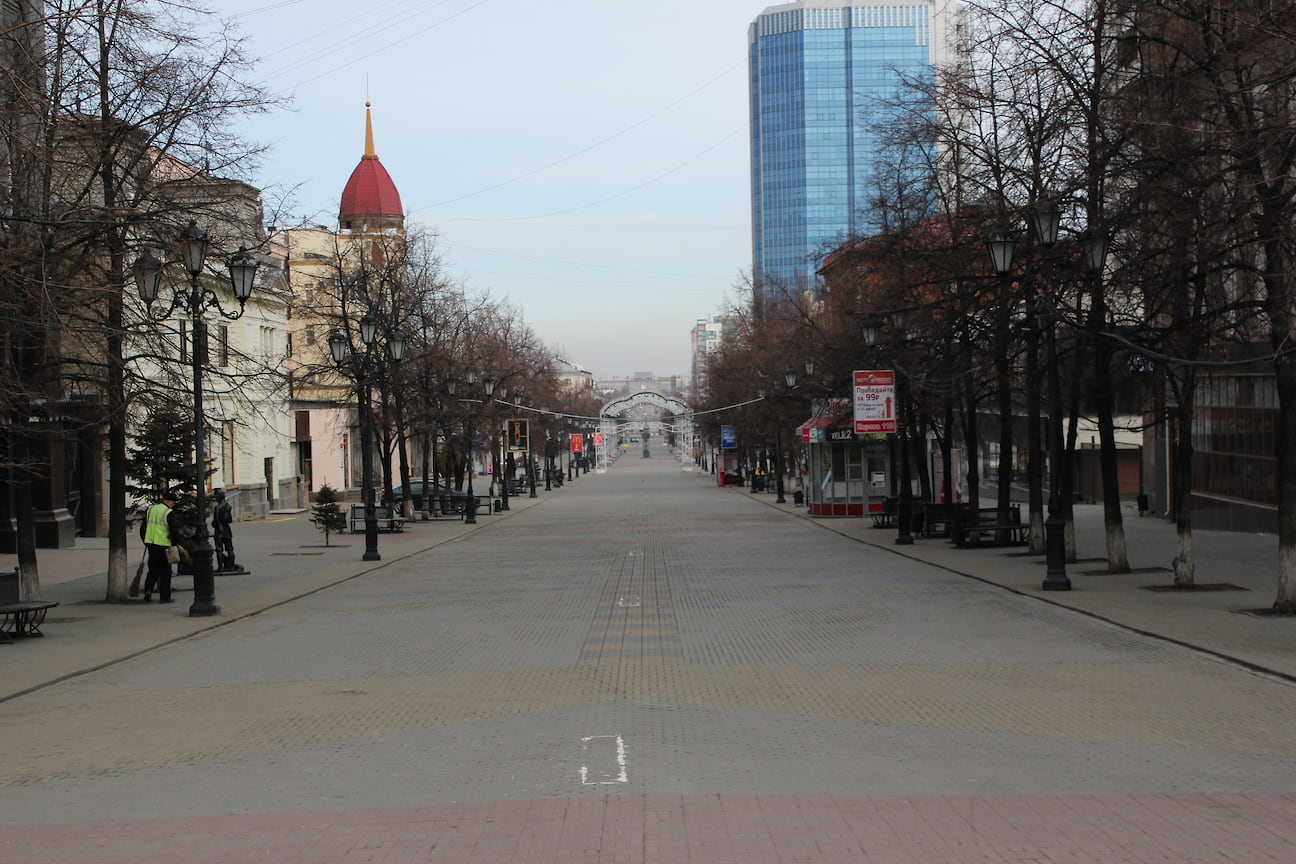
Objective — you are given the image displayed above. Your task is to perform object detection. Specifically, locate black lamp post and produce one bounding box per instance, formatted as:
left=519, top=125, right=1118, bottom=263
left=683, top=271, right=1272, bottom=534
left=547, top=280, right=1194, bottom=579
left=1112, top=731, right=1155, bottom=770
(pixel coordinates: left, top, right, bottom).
left=453, top=368, right=493, bottom=525
left=1024, top=200, right=1071, bottom=591
left=495, top=384, right=510, bottom=512
left=329, top=316, right=404, bottom=561
left=774, top=365, right=799, bottom=503
left=133, top=221, right=259, bottom=616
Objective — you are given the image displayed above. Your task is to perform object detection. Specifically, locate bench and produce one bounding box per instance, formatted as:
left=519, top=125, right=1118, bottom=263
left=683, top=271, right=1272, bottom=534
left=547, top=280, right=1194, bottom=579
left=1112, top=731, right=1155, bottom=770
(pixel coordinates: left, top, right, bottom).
left=349, top=504, right=406, bottom=533
left=871, top=497, right=924, bottom=533
left=921, top=502, right=954, bottom=538
left=1, top=566, right=59, bottom=642
left=952, top=505, right=1028, bottom=547
left=460, top=494, right=493, bottom=517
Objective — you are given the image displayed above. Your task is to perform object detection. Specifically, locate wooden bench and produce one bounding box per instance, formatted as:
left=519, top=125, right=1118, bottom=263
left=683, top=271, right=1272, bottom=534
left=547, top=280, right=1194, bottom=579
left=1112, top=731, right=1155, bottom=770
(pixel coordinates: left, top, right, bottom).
left=952, top=505, right=1028, bottom=547
left=871, top=497, right=924, bottom=532
left=349, top=504, right=406, bottom=533
left=921, top=502, right=954, bottom=538
left=1, top=566, right=59, bottom=642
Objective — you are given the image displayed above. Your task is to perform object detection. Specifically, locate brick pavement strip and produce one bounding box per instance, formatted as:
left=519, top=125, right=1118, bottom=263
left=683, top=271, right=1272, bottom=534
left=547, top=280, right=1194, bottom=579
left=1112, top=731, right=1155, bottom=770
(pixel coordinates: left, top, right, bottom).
left=2, top=793, right=1295, bottom=863
left=2, top=454, right=1296, bottom=862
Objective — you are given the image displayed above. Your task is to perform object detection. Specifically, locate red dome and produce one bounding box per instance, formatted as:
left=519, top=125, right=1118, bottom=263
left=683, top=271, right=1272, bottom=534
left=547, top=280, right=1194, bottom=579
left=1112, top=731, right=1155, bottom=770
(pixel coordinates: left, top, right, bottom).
left=340, top=156, right=403, bottom=220
left=339, top=105, right=403, bottom=229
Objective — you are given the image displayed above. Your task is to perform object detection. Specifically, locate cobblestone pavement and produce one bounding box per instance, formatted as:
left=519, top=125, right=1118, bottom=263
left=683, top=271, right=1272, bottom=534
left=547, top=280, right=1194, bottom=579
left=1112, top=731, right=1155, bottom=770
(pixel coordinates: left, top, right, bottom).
left=2, top=453, right=1295, bottom=862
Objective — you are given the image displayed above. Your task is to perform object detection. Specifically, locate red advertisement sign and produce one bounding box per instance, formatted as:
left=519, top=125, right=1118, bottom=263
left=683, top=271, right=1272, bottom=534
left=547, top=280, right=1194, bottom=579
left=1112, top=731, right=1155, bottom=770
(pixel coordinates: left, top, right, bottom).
left=570, top=433, right=584, bottom=453
left=854, top=370, right=896, bottom=434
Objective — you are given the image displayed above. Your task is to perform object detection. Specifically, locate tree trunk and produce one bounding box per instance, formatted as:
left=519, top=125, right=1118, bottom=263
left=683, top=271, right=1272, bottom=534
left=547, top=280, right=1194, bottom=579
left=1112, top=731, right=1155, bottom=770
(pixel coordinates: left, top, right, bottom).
left=1172, top=393, right=1196, bottom=586
left=1026, top=326, right=1044, bottom=553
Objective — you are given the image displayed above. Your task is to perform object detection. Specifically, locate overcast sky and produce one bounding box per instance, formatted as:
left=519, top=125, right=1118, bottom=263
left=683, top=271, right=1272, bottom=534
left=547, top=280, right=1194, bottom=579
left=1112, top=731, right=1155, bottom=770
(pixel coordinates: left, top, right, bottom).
left=221, top=0, right=767, bottom=380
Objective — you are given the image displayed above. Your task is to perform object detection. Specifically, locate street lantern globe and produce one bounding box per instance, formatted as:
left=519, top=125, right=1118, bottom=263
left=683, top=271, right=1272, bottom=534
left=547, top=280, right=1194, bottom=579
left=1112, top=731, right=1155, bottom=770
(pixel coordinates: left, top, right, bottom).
left=446, top=377, right=458, bottom=397
left=359, top=313, right=378, bottom=347
left=464, top=366, right=477, bottom=386
left=513, top=389, right=523, bottom=407
left=1081, top=228, right=1108, bottom=273
left=498, top=384, right=508, bottom=401
left=1028, top=198, right=1060, bottom=248
left=388, top=328, right=406, bottom=362
left=179, top=220, right=209, bottom=278
left=328, top=329, right=347, bottom=365
left=132, top=248, right=163, bottom=304
left=986, top=230, right=1017, bottom=275
left=227, top=246, right=258, bottom=303
left=861, top=316, right=881, bottom=347
left=785, top=367, right=797, bottom=389
left=484, top=376, right=496, bottom=397
left=804, top=356, right=815, bottom=377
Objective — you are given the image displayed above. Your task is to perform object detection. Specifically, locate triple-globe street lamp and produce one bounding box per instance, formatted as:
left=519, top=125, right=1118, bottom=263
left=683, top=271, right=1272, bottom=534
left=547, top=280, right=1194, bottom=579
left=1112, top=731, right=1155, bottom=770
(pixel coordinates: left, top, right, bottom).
left=328, top=315, right=405, bottom=561
left=133, top=220, right=260, bottom=616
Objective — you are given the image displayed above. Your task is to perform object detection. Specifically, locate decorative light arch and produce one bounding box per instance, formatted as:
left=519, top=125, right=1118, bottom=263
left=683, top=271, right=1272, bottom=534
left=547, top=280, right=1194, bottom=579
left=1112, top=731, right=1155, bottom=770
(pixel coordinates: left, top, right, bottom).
left=598, top=391, right=694, bottom=468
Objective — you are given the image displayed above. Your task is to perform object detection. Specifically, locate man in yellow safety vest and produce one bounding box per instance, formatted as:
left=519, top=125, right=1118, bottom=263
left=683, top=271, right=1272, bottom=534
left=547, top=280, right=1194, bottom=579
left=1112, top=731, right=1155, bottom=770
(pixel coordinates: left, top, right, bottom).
left=140, top=492, right=179, bottom=603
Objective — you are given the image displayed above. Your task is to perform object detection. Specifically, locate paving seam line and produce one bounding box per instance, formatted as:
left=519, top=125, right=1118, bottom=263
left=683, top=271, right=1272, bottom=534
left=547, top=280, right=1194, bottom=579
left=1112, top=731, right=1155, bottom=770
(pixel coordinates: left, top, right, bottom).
left=740, top=490, right=1296, bottom=688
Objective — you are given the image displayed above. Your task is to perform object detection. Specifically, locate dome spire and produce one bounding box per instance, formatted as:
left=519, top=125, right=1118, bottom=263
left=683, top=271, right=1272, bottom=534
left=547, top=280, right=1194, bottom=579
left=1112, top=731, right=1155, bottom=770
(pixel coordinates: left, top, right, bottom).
left=339, top=101, right=404, bottom=233
left=364, top=101, right=376, bottom=158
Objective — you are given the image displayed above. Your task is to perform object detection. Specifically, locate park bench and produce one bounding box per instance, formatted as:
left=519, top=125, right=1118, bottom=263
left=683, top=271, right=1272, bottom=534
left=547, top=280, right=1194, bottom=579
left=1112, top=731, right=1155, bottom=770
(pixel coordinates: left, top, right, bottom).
left=349, top=504, right=406, bottom=534
left=872, top=497, right=924, bottom=533
left=921, top=502, right=954, bottom=538
left=0, top=566, right=59, bottom=643
left=952, top=504, right=1028, bottom=548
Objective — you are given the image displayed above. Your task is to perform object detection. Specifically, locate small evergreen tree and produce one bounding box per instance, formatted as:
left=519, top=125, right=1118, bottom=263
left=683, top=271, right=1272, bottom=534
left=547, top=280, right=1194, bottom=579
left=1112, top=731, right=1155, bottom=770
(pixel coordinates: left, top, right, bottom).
left=310, top=484, right=347, bottom=546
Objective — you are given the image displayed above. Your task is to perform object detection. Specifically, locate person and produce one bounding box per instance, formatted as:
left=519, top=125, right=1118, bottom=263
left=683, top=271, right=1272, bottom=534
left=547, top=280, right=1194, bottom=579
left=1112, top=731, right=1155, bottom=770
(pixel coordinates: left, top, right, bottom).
left=212, top=488, right=235, bottom=572
left=139, top=492, right=179, bottom=603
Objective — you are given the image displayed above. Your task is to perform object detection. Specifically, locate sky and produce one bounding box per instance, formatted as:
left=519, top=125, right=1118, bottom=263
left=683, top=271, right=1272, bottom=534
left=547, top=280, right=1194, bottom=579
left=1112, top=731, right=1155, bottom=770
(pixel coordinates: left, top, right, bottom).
left=219, top=0, right=769, bottom=380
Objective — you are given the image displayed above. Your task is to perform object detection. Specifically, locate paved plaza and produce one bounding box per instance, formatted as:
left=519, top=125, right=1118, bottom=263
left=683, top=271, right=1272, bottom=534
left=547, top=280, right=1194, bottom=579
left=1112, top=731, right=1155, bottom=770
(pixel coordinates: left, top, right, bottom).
left=2, top=451, right=1295, bottom=862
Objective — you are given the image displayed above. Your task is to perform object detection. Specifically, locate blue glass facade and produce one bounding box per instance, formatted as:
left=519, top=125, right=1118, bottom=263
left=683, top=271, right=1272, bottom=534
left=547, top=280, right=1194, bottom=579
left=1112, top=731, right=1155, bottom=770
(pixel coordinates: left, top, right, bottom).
left=750, top=2, right=943, bottom=294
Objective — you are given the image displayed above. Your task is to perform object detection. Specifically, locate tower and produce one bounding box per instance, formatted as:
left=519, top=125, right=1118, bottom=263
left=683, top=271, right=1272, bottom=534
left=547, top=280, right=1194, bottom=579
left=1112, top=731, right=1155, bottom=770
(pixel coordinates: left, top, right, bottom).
left=748, top=1, right=958, bottom=295
left=339, top=103, right=404, bottom=234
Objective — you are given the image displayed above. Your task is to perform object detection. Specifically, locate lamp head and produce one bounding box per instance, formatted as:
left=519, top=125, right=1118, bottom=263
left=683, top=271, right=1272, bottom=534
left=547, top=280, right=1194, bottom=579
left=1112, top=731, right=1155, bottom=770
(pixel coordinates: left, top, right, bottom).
left=227, top=246, right=258, bottom=303
left=132, top=248, right=163, bottom=304
left=179, top=220, right=209, bottom=277
left=328, top=329, right=347, bottom=365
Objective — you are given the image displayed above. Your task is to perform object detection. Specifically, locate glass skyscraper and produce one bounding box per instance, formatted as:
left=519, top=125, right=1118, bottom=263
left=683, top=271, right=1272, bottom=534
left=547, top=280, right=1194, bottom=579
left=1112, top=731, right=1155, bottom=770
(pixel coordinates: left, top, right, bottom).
left=749, top=1, right=958, bottom=294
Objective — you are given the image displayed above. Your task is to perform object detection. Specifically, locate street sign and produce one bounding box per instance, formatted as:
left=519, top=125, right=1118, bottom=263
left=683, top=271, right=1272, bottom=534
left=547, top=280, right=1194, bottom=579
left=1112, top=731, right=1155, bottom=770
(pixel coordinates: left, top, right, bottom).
left=507, top=419, right=529, bottom=452
left=853, top=370, right=896, bottom=435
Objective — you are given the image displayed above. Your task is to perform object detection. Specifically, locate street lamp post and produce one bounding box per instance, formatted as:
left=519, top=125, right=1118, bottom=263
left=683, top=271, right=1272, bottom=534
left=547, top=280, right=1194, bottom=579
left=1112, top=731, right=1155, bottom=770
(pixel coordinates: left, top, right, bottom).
left=1024, top=200, right=1071, bottom=591
left=133, top=221, right=259, bottom=616
left=329, top=316, right=405, bottom=561
left=451, top=368, right=494, bottom=525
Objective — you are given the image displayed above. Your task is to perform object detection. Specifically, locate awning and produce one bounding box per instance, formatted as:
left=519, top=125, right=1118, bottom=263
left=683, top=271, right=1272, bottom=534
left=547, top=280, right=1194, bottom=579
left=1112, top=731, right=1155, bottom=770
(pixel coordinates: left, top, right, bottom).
left=796, top=415, right=850, bottom=443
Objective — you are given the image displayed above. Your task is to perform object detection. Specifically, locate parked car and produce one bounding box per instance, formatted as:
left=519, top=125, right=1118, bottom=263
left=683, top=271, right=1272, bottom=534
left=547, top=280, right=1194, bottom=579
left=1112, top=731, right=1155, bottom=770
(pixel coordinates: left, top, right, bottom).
left=382, top=481, right=466, bottom=511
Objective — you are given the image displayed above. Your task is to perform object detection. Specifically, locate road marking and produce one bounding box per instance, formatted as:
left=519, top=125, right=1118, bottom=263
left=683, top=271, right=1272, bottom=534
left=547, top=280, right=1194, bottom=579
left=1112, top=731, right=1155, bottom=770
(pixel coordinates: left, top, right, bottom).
left=269, top=517, right=297, bottom=523
left=618, top=596, right=641, bottom=608
left=580, top=735, right=627, bottom=785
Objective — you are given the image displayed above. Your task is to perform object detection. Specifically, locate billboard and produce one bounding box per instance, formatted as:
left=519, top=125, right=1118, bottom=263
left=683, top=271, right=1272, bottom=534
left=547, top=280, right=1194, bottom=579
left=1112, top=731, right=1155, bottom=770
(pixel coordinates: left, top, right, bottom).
left=507, top=419, right=529, bottom=452
left=720, top=425, right=738, bottom=449
left=853, top=370, right=896, bottom=435
left=570, top=433, right=584, bottom=453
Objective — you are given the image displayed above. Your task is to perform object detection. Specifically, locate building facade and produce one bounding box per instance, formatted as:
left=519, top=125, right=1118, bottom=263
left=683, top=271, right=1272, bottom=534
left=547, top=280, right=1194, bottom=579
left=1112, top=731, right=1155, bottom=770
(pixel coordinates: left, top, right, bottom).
left=748, top=0, right=959, bottom=295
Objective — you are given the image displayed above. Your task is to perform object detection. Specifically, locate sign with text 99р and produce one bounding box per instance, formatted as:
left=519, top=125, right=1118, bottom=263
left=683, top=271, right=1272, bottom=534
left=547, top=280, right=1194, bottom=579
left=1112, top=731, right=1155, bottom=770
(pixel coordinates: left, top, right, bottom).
left=854, top=370, right=896, bottom=435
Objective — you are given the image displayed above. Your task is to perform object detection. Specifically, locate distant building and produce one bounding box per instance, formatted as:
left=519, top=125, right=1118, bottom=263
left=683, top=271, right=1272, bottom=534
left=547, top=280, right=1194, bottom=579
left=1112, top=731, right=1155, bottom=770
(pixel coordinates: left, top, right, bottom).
left=748, top=0, right=960, bottom=296
left=554, top=358, right=596, bottom=396
left=595, top=373, right=687, bottom=402
left=691, top=315, right=738, bottom=399
left=280, top=104, right=406, bottom=497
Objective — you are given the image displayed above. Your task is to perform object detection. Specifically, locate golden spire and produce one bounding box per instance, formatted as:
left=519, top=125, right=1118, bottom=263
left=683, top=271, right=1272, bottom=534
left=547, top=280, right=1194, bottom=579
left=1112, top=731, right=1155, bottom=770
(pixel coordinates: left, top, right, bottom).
left=364, top=101, right=375, bottom=158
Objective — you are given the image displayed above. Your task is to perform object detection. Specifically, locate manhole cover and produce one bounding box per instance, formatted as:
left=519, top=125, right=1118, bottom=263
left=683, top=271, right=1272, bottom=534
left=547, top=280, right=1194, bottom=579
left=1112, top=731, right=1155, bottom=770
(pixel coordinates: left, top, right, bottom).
left=1141, top=583, right=1248, bottom=592
left=1233, top=607, right=1295, bottom=618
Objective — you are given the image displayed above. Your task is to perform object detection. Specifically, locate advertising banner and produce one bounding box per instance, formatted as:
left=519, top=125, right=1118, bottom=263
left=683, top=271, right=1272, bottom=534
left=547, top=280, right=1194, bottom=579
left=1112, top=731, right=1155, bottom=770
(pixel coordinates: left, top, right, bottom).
left=853, top=370, right=896, bottom=435
left=570, top=433, right=584, bottom=454
left=721, top=425, right=738, bottom=449
left=507, top=419, right=529, bottom=452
